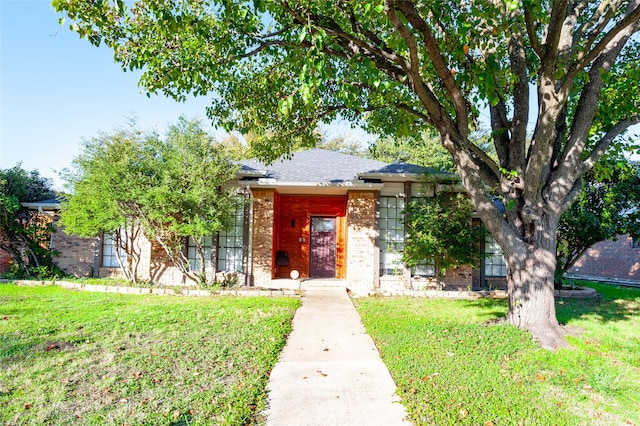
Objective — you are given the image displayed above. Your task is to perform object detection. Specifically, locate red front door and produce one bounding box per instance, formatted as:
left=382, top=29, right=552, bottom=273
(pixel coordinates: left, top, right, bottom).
left=309, top=217, right=336, bottom=278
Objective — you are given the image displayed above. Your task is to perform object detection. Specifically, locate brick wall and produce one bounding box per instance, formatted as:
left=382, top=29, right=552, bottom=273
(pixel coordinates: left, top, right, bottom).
left=381, top=265, right=474, bottom=292
left=251, top=190, right=275, bottom=286
left=148, top=237, right=185, bottom=285
left=570, top=234, right=640, bottom=281
left=441, top=265, right=473, bottom=290
left=0, top=250, right=12, bottom=273
left=51, top=217, right=97, bottom=277
left=346, top=191, right=377, bottom=293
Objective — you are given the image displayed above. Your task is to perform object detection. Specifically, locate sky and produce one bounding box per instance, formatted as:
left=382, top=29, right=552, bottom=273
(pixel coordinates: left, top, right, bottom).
left=0, top=1, right=214, bottom=189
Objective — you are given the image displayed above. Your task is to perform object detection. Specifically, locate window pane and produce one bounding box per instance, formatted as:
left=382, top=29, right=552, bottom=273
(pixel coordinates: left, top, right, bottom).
left=379, top=196, right=408, bottom=276
left=102, top=232, right=127, bottom=268
left=187, top=236, right=213, bottom=271
left=484, top=235, right=507, bottom=276
left=217, top=203, right=245, bottom=272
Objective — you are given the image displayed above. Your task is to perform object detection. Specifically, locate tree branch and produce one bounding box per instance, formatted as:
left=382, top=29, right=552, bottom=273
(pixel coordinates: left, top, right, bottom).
left=575, top=3, right=640, bottom=72
left=507, top=22, right=529, bottom=175
left=390, top=0, right=469, bottom=138
left=582, top=114, right=640, bottom=171
left=523, top=3, right=542, bottom=57
left=540, top=0, right=569, bottom=75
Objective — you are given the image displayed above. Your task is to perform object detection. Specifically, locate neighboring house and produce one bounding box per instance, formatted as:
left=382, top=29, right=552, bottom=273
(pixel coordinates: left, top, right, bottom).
left=0, top=198, right=59, bottom=274
left=19, top=198, right=98, bottom=278
left=19, top=150, right=511, bottom=293
left=569, top=234, right=640, bottom=282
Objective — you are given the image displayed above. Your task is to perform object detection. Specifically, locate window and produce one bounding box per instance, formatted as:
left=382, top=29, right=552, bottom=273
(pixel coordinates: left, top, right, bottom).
left=218, top=206, right=245, bottom=272
left=187, top=236, right=213, bottom=271
left=484, top=234, right=507, bottom=276
left=102, top=232, right=126, bottom=268
left=379, top=196, right=405, bottom=276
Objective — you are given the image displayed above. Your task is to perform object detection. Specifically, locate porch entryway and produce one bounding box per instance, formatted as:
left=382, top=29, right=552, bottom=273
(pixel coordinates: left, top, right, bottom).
left=272, top=194, right=347, bottom=280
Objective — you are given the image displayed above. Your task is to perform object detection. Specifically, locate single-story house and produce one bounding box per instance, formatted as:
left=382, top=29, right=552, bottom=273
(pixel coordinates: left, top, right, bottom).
left=20, top=149, right=514, bottom=293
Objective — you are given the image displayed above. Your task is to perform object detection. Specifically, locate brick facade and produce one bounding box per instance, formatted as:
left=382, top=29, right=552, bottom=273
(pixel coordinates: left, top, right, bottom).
left=51, top=216, right=97, bottom=277
left=251, top=189, right=275, bottom=286
left=570, top=234, right=640, bottom=281
left=0, top=250, right=12, bottom=273
left=346, top=191, right=378, bottom=293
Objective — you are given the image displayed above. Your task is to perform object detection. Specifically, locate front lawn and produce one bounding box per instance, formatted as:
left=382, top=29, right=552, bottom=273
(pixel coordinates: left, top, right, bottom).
left=0, top=284, right=300, bottom=425
left=354, top=281, right=640, bottom=425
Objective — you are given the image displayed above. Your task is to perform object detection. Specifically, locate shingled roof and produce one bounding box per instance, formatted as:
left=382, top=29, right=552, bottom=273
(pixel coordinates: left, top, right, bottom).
left=238, top=149, right=450, bottom=184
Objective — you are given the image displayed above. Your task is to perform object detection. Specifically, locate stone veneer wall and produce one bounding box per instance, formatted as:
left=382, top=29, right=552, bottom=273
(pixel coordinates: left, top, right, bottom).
left=346, top=191, right=377, bottom=294
left=251, top=190, right=275, bottom=286
left=51, top=216, right=97, bottom=277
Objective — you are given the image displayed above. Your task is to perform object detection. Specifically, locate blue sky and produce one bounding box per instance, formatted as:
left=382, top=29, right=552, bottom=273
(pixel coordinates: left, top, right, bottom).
left=0, top=1, right=221, bottom=189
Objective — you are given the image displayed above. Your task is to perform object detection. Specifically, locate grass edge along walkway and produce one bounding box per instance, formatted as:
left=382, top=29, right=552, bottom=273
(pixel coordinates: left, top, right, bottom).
left=354, top=281, right=640, bottom=426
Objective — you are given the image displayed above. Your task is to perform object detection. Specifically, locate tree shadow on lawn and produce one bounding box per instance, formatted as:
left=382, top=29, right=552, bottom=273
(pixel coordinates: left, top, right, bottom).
left=556, top=285, right=640, bottom=324
left=457, top=283, right=640, bottom=328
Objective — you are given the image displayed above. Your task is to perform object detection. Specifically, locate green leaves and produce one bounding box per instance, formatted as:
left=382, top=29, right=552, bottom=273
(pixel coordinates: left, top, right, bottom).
left=0, top=165, right=57, bottom=278
left=60, top=117, right=240, bottom=283
left=403, top=193, right=484, bottom=280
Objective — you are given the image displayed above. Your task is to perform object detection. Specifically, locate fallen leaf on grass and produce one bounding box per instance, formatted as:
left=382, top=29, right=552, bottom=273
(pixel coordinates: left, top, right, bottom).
left=2, top=316, right=9, bottom=320
left=485, top=422, right=495, bottom=426
left=24, top=403, right=32, bottom=410
left=459, top=408, right=468, bottom=419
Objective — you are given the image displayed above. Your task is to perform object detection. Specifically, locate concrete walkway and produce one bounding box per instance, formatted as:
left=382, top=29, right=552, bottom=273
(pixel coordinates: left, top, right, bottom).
left=264, top=286, right=410, bottom=425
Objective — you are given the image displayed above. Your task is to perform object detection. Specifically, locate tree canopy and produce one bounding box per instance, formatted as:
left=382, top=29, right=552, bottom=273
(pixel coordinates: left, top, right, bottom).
left=54, top=0, right=640, bottom=348
left=0, top=165, right=59, bottom=278
left=61, top=118, right=241, bottom=284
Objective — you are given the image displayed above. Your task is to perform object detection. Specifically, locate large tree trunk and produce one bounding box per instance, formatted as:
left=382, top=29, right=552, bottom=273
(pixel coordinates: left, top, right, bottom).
left=504, top=214, right=568, bottom=350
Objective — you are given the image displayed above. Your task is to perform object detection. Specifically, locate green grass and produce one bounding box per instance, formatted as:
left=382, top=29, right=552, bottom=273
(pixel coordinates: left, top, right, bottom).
left=0, top=283, right=300, bottom=425
left=354, top=281, right=640, bottom=425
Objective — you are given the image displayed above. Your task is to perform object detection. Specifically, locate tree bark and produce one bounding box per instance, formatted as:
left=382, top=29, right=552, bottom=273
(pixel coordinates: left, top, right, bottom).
left=504, top=213, right=568, bottom=350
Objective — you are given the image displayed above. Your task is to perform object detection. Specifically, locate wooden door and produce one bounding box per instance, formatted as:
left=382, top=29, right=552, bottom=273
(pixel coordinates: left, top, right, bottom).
left=309, top=217, right=336, bottom=278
